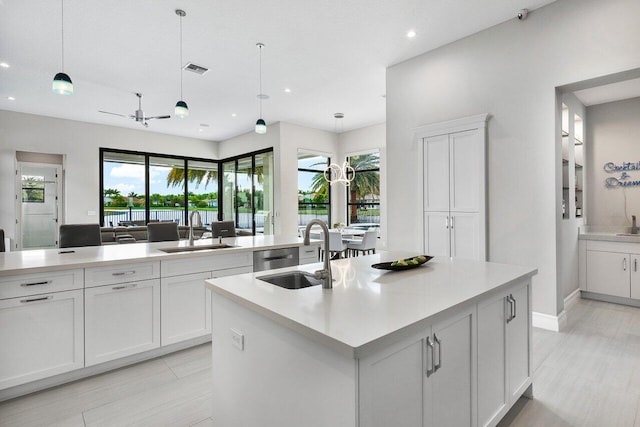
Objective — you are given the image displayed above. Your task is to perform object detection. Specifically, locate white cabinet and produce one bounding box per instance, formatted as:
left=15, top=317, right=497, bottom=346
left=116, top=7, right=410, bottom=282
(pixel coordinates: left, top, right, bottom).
left=477, top=281, right=531, bottom=427
left=579, top=240, right=640, bottom=300
left=359, top=307, right=474, bottom=427
left=0, top=290, right=84, bottom=390
left=299, top=245, right=319, bottom=265
left=85, top=279, right=160, bottom=366
left=0, top=269, right=84, bottom=390
left=421, top=118, right=487, bottom=261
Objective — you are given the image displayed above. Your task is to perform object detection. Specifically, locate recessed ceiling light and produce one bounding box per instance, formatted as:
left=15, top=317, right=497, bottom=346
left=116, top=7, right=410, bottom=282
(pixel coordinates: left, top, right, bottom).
left=0, top=62, right=9, bottom=68
left=7, top=96, right=15, bottom=101
left=407, top=30, right=417, bottom=38
left=231, top=113, right=237, bottom=117
left=198, top=128, right=203, bottom=132
left=284, top=88, right=291, bottom=93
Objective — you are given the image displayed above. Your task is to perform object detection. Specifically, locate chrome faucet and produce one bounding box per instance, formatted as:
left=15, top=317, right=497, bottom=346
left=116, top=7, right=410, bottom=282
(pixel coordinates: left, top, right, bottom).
left=632, top=215, right=638, bottom=235
left=188, top=210, right=202, bottom=246
left=303, top=219, right=333, bottom=289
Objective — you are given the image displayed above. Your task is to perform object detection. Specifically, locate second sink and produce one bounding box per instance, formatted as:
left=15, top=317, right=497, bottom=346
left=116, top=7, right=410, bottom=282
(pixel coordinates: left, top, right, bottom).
left=257, top=271, right=323, bottom=289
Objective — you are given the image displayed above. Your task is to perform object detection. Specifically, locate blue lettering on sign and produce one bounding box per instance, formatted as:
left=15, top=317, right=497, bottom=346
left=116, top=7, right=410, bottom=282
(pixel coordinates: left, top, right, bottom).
left=604, top=161, right=640, bottom=189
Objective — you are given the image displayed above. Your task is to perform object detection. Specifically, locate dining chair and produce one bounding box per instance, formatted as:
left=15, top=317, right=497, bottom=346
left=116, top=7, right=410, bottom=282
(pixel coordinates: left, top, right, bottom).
left=147, top=222, right=180, bottom=242
left=327, top=230, right=348, bottom=259
left=59, top=224, right=102, bottom=248
left=211, top=221, right=237, bottom=238
left=347, top=229, right=377, bottom=256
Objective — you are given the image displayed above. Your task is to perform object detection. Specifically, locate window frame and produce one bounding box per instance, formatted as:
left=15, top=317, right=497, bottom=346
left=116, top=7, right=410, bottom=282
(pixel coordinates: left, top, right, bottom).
left=297, top=152, right=332, bottom=227
left=345, top=150, right=380, bottom=227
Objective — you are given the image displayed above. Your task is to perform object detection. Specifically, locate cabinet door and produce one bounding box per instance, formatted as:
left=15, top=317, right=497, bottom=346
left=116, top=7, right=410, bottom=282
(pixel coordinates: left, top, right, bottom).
left=85, top=279, right=160, bottom=366
left=631, top=256, right=640, bottom=299
left=427, top=308, right=474, bottom=427
left=450, top=213, right=480, bottom=260
left=358, top=338, right=424, bottom=427
left=161, top=272, right=212, bottom=346
left=423, top=134, right=450, bottom=212
left=477, top=292, right=508, bottom=427
left=0, top=289, right=84, bottom=389
left=424, top=212, right=450, bottom=257
left=507, top=282, right=531, bottom=402
left=450, top=129, right=482, bottom=212
left=586, top=250, right=630, bottom=297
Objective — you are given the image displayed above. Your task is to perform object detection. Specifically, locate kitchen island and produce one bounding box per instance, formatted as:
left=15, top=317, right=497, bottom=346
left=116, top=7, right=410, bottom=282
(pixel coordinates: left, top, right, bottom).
left=205, top=252, right=537, bottom=427
left=0, top=235, right=320, bottom=401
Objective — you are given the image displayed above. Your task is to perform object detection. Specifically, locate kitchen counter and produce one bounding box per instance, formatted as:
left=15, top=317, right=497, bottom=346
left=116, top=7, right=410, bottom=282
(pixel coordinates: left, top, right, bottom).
left=0, top=234, right=317, bottom=276
left=578, top=231, right=640, bottom=243
left=205, top=252, right=537, bottom=426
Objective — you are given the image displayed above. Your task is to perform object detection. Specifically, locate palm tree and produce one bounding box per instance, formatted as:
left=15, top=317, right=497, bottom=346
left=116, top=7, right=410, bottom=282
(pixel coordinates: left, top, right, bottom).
left=167, top=168, right=218, bottom=189
left=347, top=154, right=380, bottom=223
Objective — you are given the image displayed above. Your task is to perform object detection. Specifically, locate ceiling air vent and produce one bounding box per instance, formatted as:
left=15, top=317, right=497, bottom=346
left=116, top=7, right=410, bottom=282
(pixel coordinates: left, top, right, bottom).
left=183, top=63, right=209, bottom=75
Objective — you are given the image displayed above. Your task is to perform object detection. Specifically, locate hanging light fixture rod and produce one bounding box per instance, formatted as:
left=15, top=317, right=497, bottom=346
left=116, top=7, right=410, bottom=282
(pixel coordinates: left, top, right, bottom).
left=255, top=42, right=267, bottom=134
left=52, top=0, right=73, bottom=95
left=174, top=9, right=189, bottom=118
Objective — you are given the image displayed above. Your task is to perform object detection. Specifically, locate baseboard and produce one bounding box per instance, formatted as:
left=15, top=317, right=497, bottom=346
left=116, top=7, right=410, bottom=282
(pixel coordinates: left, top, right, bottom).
left=532, top=310, right=567, bottom=332
left=564, top=288, right=580, bottom=310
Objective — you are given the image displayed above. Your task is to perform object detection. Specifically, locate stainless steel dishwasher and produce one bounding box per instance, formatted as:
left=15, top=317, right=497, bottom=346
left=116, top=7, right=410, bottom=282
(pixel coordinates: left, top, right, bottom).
left=253, top=247, right=299, bottom=272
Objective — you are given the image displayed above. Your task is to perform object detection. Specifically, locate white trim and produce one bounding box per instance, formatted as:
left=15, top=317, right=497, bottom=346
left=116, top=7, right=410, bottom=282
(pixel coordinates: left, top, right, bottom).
left=532, top=310, right=567, bottom=332
left=413, top=113, right=490, bottom=139
left=564, top=288, right=580, bottom=310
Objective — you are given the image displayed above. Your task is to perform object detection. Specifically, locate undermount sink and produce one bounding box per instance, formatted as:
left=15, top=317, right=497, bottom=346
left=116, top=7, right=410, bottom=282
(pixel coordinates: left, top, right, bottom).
left=159, top=244, right=236, bottom=253
left=257, top=271, right=323, bottom=290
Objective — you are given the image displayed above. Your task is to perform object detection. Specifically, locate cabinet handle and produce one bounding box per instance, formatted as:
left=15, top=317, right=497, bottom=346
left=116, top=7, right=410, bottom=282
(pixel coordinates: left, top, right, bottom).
left=263, top=255, right=292, bottom=261
left=505, top=296, right=513, bottom=323
left=511, top=294, right=517, bottom=320
left=112, top=270, right=136, bottom=277
left=445, top=217, right=449, bottom=229
left=450, top=216, right=454, bottom=230
left=20, top=280, right=52, bottom=287
left=112, top=283, right=138, bottom=290
left=433, top=334, right=442, bottom=372
left=425, top=337, right=435, bottom=377
left=635, top=258, right=638, bottom=272
left=20, top=295, right=53, bottom=303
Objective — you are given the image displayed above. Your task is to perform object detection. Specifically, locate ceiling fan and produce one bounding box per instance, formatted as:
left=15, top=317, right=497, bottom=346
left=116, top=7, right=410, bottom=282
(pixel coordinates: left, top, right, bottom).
left=99, top=92, right=170, bottom=128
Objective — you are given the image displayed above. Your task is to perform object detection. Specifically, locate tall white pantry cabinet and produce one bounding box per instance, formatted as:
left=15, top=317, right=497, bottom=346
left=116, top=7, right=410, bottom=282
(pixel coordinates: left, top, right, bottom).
left=418, top=114, right=488, bottom=261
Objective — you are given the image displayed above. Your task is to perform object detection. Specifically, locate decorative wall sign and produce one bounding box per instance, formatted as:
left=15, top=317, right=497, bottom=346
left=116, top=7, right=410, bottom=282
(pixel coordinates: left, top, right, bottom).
left=604, top=161, right=640, bottom=188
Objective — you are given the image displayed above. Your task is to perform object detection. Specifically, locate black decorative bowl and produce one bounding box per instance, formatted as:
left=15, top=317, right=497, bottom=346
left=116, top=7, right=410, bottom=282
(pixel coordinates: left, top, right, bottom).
left=371, top=255, right=433, bottom=271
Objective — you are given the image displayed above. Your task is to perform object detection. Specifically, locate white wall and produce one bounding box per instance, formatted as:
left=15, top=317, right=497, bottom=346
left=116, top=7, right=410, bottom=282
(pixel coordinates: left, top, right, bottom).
left=386, top=0, right=640, bottom=317
left=0, top=110, right=218, bottom=246
left=586, top=97, right=640, bottom=226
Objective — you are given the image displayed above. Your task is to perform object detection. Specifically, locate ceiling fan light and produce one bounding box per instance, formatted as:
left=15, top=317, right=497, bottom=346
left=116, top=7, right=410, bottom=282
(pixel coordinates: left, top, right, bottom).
left=175, top=100, right=189, bottom=118
left=255, top=118, right=267, bottom=134
left=52, top=72, right=73, bottom=95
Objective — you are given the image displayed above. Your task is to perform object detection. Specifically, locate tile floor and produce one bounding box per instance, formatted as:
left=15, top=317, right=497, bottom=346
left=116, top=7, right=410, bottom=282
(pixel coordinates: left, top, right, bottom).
left=2, top=297, right=640, bottom=426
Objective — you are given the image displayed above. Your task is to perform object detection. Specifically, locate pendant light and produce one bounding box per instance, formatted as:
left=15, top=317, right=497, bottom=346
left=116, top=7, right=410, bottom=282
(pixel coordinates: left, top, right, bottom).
left=52, top=0, right=73, bottom=95
left=255, top=43, right=267, bottom=134
left=174, top=9, right=189, bottom=119
left=324, top=113, right=355, bottom=186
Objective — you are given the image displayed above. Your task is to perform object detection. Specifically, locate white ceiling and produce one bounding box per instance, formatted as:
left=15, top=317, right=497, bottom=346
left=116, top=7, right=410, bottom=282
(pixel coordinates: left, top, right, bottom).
left=573, top=78, right=640, bottom=106
left=0, top=0, right=556, bottom=141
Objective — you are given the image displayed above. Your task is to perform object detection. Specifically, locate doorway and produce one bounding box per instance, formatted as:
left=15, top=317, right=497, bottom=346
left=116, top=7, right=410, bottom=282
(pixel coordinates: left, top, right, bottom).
left=15, top=160, right=63, bottom=250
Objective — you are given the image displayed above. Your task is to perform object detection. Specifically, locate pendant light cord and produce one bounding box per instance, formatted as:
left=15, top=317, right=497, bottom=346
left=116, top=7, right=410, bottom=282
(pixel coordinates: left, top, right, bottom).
left=61, top=0, right=65, bottom=71
left=258, top=44, right=263, bottom=118
left=179, top=14, right=183, bottom=99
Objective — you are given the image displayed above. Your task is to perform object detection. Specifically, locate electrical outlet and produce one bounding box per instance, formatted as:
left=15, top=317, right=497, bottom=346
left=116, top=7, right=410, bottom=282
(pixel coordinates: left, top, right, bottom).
left=231, top=328, right=244, bottom=351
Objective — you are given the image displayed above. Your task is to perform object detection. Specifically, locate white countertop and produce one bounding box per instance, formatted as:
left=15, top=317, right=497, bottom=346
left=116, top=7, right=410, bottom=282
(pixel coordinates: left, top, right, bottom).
left=0, top=235, right=319, bottom=276
left=205, top=252, right=537, bottom=357
left=578, top=232, right=640, bottom=243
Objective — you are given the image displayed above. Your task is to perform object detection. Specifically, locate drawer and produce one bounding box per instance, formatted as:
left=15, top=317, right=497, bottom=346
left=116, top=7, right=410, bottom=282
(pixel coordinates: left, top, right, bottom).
left=85, top=261, right=160, bottom=288
left=162, top=252, right=252, bottom=277
left=0, top=269, right=84, bottom=300
left=299, top=246, right=319, bottom=263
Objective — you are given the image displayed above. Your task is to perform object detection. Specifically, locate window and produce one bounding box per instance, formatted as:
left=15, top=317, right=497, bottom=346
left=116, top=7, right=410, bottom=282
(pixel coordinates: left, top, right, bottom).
left=100, top=148, right=270, bottom=234
left=345, top=151, right=380, bottom=228
left=22, top=175, right=45, bottom=203
left=298, top=152, right=330, bottom=227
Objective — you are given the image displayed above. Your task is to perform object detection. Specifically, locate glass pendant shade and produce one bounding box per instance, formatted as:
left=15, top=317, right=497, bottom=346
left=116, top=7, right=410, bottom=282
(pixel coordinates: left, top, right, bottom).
left=52, top=72, right=73, bottom=95
left=175, top=100, right=189, bottom=118
left=255, top=118, right=267, bottom=134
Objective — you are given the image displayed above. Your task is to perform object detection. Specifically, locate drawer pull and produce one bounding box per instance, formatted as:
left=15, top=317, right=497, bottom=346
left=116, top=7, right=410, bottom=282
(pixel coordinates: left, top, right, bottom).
left=20, top=280, right=52, bottom=287
left=112, top=270, right=136, bottom=277
left=112, top=283, right=138, bottom=290
left=263, top=255, right=292, bottom=261
left=20, top=295, right=53, bottom=303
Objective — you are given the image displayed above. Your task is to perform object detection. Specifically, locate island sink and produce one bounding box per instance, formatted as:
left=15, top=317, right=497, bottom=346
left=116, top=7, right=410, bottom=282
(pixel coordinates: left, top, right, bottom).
left=257, top=271, right=323, bottom=289
left=159, top=244, right=236, bottom=253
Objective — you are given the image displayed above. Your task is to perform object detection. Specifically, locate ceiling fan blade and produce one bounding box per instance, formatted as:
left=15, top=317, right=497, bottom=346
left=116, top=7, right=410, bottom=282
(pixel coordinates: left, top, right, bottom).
left=146, top=115, right=171, bottom=120
left=98, top=110, right=128, bottom=118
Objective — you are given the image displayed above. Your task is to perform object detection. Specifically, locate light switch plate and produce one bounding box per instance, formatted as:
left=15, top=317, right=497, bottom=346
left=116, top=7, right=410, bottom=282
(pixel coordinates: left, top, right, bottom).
left=231, top=328, right=244, bottom=351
